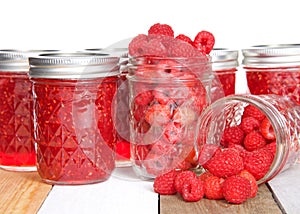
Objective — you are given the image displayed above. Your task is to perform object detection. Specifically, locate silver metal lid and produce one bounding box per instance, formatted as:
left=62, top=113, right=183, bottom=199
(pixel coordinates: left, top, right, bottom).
left=242, top=44, right=300, bottom=67
left=29, top=52, right=120, bottom=79
left=0, top=49, right=59, bottom=72
left=100, top=48, right=128, bottom=58
left=211, top=48, right=239, bottom=70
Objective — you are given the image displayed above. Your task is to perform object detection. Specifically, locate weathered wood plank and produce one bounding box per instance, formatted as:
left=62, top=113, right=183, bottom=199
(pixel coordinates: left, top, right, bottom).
left=0, top=170, right=52, bottom=214
left=160, top=184, right=282, bottom=214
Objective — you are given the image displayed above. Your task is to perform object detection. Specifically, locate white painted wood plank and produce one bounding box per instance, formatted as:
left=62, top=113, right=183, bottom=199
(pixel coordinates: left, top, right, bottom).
left=268, top=164, right=300, bottom=214
left=37, top=167, right=158, bottom=214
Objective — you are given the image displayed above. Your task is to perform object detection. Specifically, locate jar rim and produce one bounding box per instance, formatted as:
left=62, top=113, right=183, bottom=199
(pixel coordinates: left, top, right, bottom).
left=211, top=48, right=239, bottom=70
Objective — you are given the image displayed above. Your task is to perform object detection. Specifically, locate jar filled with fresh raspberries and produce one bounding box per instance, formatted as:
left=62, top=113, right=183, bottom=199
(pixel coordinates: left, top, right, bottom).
left=211, top=48, right=239, bottom=96
left=126, top=23, right=223, bottom=179
left=242, top=44, right=300, bottom=105
left=197, top=94, right=300, bottom=185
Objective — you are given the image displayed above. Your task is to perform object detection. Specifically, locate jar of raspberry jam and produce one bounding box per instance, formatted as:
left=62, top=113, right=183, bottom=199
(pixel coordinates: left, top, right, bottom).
left=126, top=56, right=213, bottom=179
left=242, top=44, right=300, bottom=104
left=197, top=94, right=300, bottom=184
left=0, top=49, right=57, bottom=172
left=211, top=48, right=239, bottom=96
left=29, top=53, right=120, bottom=185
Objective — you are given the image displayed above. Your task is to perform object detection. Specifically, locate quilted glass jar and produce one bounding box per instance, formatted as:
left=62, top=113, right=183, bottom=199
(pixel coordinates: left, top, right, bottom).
left=29, top=53, right=120, bottom=185
left=211, top=48, right=239, bottom=96
left=127, top=56, right=214, bottom=179
left=242, top=44, right=300, bottom=105
left=197, top=94, right=300, bottom=184
left=0, top=49, right=57, bottom=171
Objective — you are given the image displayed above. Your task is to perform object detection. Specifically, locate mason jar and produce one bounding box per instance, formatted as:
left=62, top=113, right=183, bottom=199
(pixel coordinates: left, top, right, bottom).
left=211, top=48, right=239, bottom=96
left=29, top=53, right=120, bottom=185
left=126, top=56, right=213, bottom=179
left=100, top=48, right=132, bottom=167
left=0, top=49, right=57, bottom=172
left=196, top=94, right=300, bottom=184
left=242, top=44, right=300, bottom=104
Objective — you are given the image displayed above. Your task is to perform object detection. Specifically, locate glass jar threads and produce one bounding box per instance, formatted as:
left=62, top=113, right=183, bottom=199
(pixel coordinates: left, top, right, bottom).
left=242, top=44, right=300, bottom=104
left=127, top=56, right=213, bottom=179
left=197, top=94, right=300, bottom=184
left=211, top=48, right=239, bottom=96
left=29, top=53, right=120, bottom=185
left=0, top=49, right=57, bottom=171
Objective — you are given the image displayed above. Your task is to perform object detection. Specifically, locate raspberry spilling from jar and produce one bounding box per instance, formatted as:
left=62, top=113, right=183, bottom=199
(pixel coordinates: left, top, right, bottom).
left=200, top=104, right=276, bottom=182
left=153, top=168, right=257, bottom=204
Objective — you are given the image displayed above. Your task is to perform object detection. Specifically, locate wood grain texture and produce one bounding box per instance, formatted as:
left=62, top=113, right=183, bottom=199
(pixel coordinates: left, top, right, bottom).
left=160, top=184, right=283, bottom=214
left=0, top=170, right=52, bottom=214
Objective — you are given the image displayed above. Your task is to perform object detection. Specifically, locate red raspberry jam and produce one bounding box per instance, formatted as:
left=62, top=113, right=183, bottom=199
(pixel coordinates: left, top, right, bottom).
left=127, top=56, right=212, bottom=179
left=242, top=44, right=300, bottom=104
left=211, top=48, right=239, bottom=96
left=0, top=50, right=57, bottom=171
left=29, top=53, right=120, bottom=185
left=99, top=48, right=132, bottom=167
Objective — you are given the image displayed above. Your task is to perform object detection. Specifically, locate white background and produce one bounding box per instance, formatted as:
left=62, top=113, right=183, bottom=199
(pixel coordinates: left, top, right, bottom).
left=1, top=0, right=300, bottom=51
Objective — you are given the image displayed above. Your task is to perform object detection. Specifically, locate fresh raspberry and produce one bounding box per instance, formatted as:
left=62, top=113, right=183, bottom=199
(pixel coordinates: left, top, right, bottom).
left=204, top=175, right=225, bottom=200
left=222, top=175, right=251, bottom=204
left=153, top=89, right=172, bottom=105
left=128, top=34, right=148, bottom=56
left=168, top=39, right=204, bottom=57
left=133, top=105, right=149, bottom=123
left=198, top=144, right=221, bottom=165
left=193, top=31, right=215, bottom=54
left=175, top=34, right=193, bottom=45
left=203, top=148, right=244, bottom=178
left=163, top=122, right=183, bottom=144
left=244, top=148, right=274, bottom=180
left=134, top=91, right=154, bottom=106
left=243, top=131, right=267, bottom=151
left=243, top=105, right=265, bottom=122
left=239, top=170, right=258, bottom=198
left=264, top=141, right=277, bottom=157
left=181, top=177, right=204, bottom=202
left=144, top=104, right=172, bottom=126
left=141, top=37, right=169, bottom=57
left=148, top=23, right=174, bottom=37
left=227, top=143, right=249, bottom=159
left=153, top=170, right=178, bottom=195
left=172, top=106, right=197, bottom=126
left=260, top=117, right=276, bottom=140
left=198, top=171, right=213, bottom=182
left=221, top=126, right=245, bottom=147
left=240, top=116, right=260, bottom=134
left=174, top=170, right=197, bottom=194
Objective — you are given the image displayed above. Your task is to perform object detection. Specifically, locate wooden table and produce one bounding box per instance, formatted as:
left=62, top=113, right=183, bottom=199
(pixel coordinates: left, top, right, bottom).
left=1, top=165, right=299, bottom=214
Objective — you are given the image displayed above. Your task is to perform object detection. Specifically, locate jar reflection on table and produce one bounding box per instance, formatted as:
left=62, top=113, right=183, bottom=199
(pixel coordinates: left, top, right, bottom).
left=29, top=53, right=120, bottom=185
left=0, top=49, right=58, bottom=172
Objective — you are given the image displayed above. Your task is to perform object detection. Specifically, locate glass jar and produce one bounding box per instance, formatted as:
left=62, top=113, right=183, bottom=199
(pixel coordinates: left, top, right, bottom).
left=0, top=49, right=57, bottom=172
left=211, top=48, right=239, bottom=96
left=127, top=56, right=213, bottom=179
left=196, top=94, right=300, bottom=184
left=29, top=53, right=120, bottom=185
left=100, top=48, right=132, bottom=167
left=242, top=44, right=300, bottom=104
